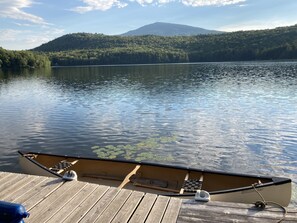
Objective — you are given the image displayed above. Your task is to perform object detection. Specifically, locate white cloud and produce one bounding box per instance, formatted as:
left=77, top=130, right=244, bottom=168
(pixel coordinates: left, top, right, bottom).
left=0, top=0, right=48, bottom=25
left=0, top=29, right=24, bottom=41
left=220, top=20, right=297, bottom=32
left=134, top=0, right=154, bottom=6
left=181, top=0, right=246, bottom=7
left=28, top=28, right=65, bottom=45
left=71, top=0, right=128, bottom=13
left=0, top=28, right=64, bottom=50
left=14, top=22, right=35, bottom=27
left=72, top=0, right=244, bottom=13
left=158, top=0, right=174, bottom=4
left=133, top=0, right=175, bottom=6
left=130, top=0, right=246, bottom=7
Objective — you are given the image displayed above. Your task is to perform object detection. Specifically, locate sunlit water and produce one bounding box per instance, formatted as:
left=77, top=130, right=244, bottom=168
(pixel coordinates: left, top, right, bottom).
left=1, top=62, right=297, bottom=204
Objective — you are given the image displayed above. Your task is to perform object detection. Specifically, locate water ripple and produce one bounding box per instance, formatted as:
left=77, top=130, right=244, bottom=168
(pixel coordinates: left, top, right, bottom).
left=1, top=62, right=297, bottom=204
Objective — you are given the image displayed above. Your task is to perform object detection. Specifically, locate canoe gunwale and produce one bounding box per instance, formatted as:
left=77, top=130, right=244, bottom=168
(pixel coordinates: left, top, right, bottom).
left=18, top=150, right=292, bottom=197
left=170, top=180, right=291, bottom=197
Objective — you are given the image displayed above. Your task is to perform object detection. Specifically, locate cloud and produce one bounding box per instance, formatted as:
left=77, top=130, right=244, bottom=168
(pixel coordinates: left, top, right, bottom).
left=133, top=0, right=175, bottom=6
left=130, top=0, right=246, bottom=7
left=25, top=28, right=65, bottom=45
left=0, top=0, right=48, bottom=25
left=181, top=0, right=246, bottom=7
left=0, top=27, right=64, bottom=50
left=71, top=0, right=128, bottom=13
left=72, top=0, right=245, bottom=13
left=14, top=22, right=35, bottom=27
left=133, top=0, right=154, bottom=6
left=220, top=19, right=297, bottom=32
left=0, top=29, right=24, bottom=41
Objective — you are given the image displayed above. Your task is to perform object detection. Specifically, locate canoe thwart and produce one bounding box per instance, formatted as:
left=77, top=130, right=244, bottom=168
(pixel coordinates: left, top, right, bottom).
left=118, top=165, right=141, bottom=189
left=49, top=160, right=78, bottom=174
left=180, top=172, right=190, bottom=194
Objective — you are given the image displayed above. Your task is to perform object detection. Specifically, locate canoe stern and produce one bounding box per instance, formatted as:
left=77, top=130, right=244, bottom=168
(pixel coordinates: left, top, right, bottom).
left=19, top=152, right=60, bottom=178
left=210, top=180, right=292, bottom=207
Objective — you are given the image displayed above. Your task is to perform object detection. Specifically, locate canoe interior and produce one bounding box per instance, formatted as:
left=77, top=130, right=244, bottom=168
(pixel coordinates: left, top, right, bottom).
left=23, top=153, right=273, bottom=195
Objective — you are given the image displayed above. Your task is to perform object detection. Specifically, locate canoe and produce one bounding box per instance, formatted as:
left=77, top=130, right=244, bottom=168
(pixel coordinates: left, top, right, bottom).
left=18, top=151, right=291, bottom=206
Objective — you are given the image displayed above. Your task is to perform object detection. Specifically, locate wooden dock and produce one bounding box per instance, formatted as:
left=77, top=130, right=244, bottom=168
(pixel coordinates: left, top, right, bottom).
left=0, top=171, right=296, bottom=222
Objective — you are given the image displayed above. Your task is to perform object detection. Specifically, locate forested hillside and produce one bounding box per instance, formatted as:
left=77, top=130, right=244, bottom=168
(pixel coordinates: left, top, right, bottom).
left=0, top=47, right=50, bottom=69
left=33, top=25, right=297, bottom=66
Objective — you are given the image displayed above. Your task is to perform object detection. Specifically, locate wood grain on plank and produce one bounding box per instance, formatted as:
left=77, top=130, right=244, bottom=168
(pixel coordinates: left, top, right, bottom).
left=46, top=183, right=98, bottom=223
left=94, top=189, right=132, bottom=223
left=111, top=191, right=144, bottom=223
left=13, top=177, right=63, bottom=205
left=162, top=197, right=182, bottom=223
left=127, top=193, right=158, bottom=223
left=177, top=200, right=297, bottom=223
left=3, top=176, right=46, bottom=202
left=146, top=195, right=170, bottom=223
left=28, top=181, right=86, bottom=223
left=63, top=185, right=110, bottom=223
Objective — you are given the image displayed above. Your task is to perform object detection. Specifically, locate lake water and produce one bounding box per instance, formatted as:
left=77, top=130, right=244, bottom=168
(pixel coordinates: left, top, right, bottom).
left=0, top=62, right=296, bottom=204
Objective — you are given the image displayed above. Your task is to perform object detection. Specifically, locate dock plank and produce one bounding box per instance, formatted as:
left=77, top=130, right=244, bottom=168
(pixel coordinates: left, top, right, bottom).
left=94, top=189, right=132, bottom=223
left=28, top=181, right=86, bottom=223
left=4, top=176, right=47, bottom=202
left=63, top=185, right=110, bottom=223
left=46, top=183, right=98, bottom=223
left=146, top=195, right=170, bottom=223
left=162, top=197, right=182, bottom=223
left=12, top=177, right=60, bottom=204
left=0, top=174, right=32, bottom=199
left=79, top=187, right=120, bottom=223
left=15, top=178, right=64, bottom=210
left=177, top=200, right=297, bottom=223
left=0, top=173, right=25, bottom=195
left=0, top=172, right=12, bottom=180
left=111, top=191, right=144, bottom=223
left=129, top=193, right=158, bottom=223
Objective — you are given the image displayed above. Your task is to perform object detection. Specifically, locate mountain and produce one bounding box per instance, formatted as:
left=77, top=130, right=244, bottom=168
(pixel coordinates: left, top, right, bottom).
left=121, top=22, right=223, bottom=36
left=33, top=24, right=297, bottom=66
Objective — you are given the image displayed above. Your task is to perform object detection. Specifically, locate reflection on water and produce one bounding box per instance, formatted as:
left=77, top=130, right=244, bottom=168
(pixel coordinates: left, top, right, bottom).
left=1, top=62, right=297, bottom=203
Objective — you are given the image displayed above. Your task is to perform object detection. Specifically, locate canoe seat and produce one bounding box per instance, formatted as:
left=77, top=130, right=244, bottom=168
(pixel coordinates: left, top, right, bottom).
left=50, top=160, right=78, bottom=174
left=133, top=177, right=168, bottom=188
left=132, top=177, right=180, bottom=193
left=182, top=179, right=202, bottom=193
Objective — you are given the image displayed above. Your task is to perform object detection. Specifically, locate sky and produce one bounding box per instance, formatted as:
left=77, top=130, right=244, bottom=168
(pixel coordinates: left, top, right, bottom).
left=1, top=0, right=297, bottom=50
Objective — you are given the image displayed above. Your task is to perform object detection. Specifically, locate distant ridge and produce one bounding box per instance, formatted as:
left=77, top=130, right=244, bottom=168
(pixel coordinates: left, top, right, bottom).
left=121, top=22, right=223, bottom=36
left=33, top=24, right=297, bottom=66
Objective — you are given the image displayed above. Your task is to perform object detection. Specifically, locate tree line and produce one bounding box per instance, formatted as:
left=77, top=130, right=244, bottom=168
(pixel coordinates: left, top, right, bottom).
left=0, top=47, right=50, bottom=69
left=49, top=47, right=189, bottom=66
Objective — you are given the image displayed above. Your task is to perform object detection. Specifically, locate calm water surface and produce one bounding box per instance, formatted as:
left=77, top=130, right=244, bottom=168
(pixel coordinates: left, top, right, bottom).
left=1, top=62, right=297, bottom=203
